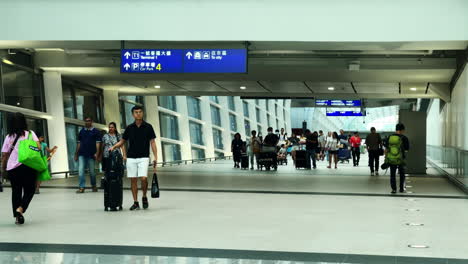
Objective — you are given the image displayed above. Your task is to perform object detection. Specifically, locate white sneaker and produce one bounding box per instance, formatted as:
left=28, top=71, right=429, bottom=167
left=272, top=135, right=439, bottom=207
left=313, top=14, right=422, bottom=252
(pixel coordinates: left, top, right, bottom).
left=371, top=172, right=375, bottom=176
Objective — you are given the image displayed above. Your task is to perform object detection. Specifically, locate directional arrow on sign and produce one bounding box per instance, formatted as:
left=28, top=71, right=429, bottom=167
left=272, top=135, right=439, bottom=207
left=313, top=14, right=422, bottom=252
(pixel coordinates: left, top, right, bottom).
left=124, top=52, right=131, bottom=59
left=124, top=63, right=130, bottom=70
left=186, top=52, right=193, bottom=59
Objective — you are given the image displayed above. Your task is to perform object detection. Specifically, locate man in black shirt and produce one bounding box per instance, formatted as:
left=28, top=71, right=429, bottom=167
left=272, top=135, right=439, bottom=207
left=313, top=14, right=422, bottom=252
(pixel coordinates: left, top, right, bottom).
left=110, top=106, right=158, bottom=210
left=305, top=130, right=319, bottom=169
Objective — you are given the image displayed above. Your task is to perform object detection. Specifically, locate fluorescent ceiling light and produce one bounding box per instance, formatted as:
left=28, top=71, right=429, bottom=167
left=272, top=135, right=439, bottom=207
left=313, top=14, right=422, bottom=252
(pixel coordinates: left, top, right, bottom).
left=240, top=86, right=246, bottom=90
left=2, top=59, right=14, bottom=65
left=154, top=85, right=161, bottom=89
left=410, top=87, right=417, bottom=91
left=328, top=87, right=335, bottom=91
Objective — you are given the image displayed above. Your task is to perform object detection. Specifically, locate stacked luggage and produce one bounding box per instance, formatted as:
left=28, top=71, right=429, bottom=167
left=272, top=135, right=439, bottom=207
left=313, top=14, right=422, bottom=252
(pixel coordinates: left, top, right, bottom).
left=258, top=146, right=277, bottom=171
left=338, top=148, right=351, bottom=163
left=295, top=150, right=311, bottom=169
left=103, top=151, right=124, bottom=211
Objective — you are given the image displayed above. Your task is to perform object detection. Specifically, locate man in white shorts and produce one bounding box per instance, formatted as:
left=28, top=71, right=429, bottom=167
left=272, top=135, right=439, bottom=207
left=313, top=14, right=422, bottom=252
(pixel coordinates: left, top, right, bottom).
left=110, top=106, right=157, bottom=210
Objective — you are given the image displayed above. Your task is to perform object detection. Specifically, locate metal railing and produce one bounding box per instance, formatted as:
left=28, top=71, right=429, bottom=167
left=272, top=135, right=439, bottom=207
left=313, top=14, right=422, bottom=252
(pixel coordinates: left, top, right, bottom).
left=50, top=155, right=232, bottom=178
left=426, top=145, right=468, bottom=192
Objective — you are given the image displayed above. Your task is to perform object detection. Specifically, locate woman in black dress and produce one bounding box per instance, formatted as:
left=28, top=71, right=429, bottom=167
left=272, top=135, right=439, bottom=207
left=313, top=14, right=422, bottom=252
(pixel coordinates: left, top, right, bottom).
left=231, top=133, right=243, bottom=168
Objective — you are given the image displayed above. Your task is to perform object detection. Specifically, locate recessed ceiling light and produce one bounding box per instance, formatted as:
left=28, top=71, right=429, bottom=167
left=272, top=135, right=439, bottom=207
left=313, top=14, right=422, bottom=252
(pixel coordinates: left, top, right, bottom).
left=328, top=87, right=335, bottom=91
left=240, top=86, right=246, bottom=90
left=410, top=87, right=417, bottom=91
left=154, top=85, right=161, bottom=89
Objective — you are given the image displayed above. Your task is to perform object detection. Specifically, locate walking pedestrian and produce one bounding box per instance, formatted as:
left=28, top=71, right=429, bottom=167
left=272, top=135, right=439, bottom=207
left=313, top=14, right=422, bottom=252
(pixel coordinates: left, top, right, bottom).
left=365, top=127, right=383, bottom=176
left=75, top=117, right=102, bottom=193
left=109, top=106, right=158, bottom=210
left=384, top=123, right=410, bottom=194
left=1, top=112, right=41, bottom=224
left=350, top=132, right=362, bottom=166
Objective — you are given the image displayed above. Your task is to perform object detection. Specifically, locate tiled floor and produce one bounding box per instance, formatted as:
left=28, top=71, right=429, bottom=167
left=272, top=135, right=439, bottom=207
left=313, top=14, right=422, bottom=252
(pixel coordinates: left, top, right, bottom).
left=1, top=158, right=467, bottom=263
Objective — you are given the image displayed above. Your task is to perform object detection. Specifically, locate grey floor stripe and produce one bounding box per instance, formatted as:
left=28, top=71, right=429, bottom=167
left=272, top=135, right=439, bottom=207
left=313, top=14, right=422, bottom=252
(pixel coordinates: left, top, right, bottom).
left=3, top=185, right=467, bottom=199
left=0, top=243, right=465, bottom=263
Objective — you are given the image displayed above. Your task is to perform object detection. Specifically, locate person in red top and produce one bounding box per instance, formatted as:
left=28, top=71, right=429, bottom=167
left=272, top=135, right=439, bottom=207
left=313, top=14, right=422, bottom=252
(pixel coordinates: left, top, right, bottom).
left=350, top=132, right=362, bottom=167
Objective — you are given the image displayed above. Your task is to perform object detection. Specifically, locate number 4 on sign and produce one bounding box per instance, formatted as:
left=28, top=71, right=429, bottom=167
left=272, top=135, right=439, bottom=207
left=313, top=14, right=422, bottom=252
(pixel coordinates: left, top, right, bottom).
left=156, top=63, right=162, bottom=71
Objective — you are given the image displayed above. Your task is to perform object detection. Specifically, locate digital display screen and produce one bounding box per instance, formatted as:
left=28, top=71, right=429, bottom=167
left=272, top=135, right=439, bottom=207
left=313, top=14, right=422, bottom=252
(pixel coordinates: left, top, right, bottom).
left=316, top=100, right=362, bottom=107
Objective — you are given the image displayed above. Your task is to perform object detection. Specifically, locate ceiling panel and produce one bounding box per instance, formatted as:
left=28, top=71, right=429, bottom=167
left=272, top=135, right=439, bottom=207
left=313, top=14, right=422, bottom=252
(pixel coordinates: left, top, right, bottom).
left=353, top=83, right=399, bottom=93
left=259, top=81, right=312, bottom=93
left=305, top=82, right=355, bottom=93
left=170, top=81, right=226, bottom=92
left=213, top=81, right=267, bottom=93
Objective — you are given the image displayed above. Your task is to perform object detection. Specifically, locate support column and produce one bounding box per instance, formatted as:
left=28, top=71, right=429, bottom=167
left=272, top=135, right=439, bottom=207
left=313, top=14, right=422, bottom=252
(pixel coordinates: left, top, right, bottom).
left=176, top=96, right=193, bottom=160
left=103, top=90, right=120, bottom=129
left=43, top=72, right=69, bottom=177
left=144, top=96, right=163, bottom=163
left=218, top=96, right=230, bottom=156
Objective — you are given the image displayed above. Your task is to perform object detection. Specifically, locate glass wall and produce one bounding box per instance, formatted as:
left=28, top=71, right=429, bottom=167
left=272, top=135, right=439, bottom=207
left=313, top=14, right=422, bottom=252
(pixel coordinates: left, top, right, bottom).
left=212, top=128, right=224, bottom=150
left=209, top=96, right=220, bottom=104
left=243, top=101, right=249, bottom=117
left=158, top=96, right=177, bottom=111
left=244, top=119, right=251, bottom=136
left=159, top=113, right=179, bottom=140
left=256, top=108, right=261, bottom=123
left=257, top=125, right=262, bottom=135
left=229, top=113, right=237, bottom=131
left=119, top=96, right=145, bottom=129
left=62, top=80, right=104, bottom=123
left=65, top=123, right=82, bottom=172
left=265, top=100, right=270, bottom=111
left=189, top=121, right=204, bottom=145
left=210, top=105, right=221, bottom=126
left=1, top=63, right=44, bottom=112
left=187, top=96, right=201, bottom=119
left=228, top=97, right=236, bottom=111
left=191, top=147, right=206, bottom=160
left=215, top=151, right=225, bottom=158
left=162, top=142, right=181, bottom=162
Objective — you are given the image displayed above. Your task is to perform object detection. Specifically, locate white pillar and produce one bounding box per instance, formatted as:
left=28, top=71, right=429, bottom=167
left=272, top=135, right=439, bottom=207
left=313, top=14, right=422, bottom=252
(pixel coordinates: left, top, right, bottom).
left=176, top=96, right=193, bottom=160
left=43, top=72, right=69, bottom=177
left=103, top=90, right=120, bottom=129
left=200, top=96, right=215, bottom=158
left=144, top=96, right=163, bottom=163
left=218, top=96, right=230, bottom=156
left=235, top=97, right=245, bottom=138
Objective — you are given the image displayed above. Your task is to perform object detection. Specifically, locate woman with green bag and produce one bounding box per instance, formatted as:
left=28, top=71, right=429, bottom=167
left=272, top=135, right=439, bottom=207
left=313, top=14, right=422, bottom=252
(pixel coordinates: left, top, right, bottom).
left=0, top=112, right=42, bottom=225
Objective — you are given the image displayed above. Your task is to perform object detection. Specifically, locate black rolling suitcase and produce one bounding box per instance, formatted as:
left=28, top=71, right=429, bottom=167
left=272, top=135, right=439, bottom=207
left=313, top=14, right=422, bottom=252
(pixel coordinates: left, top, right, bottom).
left=241, top=153, right=249, bottom=170
left=295, top=150, right=311, bottom=169
left=104, top=151, right=124, bottom=211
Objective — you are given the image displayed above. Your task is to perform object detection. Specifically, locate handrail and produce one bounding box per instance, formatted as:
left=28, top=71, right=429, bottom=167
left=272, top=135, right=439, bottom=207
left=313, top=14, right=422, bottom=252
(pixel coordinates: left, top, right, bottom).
left=427, top=144, right=468, bottom=154
left=50, top=155, right=233, bottom=177
left=426, top=145, right=468, bottom=193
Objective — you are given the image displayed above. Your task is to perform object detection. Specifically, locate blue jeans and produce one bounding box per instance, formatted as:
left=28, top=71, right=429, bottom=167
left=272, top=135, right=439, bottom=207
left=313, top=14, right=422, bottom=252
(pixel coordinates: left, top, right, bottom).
left=307, top=149, right=317, bottom=168
left=78, top=156, right=96, bottom=188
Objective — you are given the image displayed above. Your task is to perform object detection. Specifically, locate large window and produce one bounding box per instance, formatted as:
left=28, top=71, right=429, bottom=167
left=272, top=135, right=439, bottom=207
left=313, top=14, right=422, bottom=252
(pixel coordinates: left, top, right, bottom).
left=215, top=151, right=225, bottom=158
left=62, top=81, right=104, bottom=124
left=256, top=108, right=261, bottom=123
left=275, top=104, right=279, bottom=117
left=268, top=114, right=273, bottom=128
left=228, top=97, right=236, bottom=111
left=212, top=128, right=224, bottom=150
left=209, top=96, right=220, bottom=104
left=65, top=123, right=82, bottom=172
left=158, top=96, right=177, bottom=111
left=265, top=100, right=270, bottom=111
left=189, top=121, right=204, bottom=145
left=257, top=125, right=262, bottom=135
left=162, top=142, right=181, bottom=162
left=243, top=101, right=249, bottom=117
left=229, top=114, right=237, bottom=131
left=187, top=96, right=201, bottom=119
left=1, top=63, right=44, bottom=112
left=210, top=105, right=221, bottom=126
left=119, top=96, right=144, bottom=129
left=255, top=99, right=260, bottom=106
left=244, top=119, right=251, bottom=136
left=191, top=147, right=206, bottom=160
left=159, top=113, right=179, bottom=140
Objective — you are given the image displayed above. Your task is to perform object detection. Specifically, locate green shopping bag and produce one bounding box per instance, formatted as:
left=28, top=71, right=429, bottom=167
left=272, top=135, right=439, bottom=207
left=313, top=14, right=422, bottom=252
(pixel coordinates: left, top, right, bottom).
left=18, top=131, right=47, bottom=172
left=37, top=155, right=51, bottom=181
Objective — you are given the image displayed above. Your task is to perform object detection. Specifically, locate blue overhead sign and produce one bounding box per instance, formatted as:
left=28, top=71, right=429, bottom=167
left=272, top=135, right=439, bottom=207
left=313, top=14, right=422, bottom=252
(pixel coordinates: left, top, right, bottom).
left=121, top=49, right=247, bottom=73
left=326, top=110, right=365, bottom=117
left=316, top=100, right=362, bottom=107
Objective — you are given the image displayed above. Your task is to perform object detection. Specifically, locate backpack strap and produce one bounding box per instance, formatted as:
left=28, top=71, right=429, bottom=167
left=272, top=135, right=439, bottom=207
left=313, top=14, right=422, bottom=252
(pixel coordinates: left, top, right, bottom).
left=9, top=135, right=20, bottom=154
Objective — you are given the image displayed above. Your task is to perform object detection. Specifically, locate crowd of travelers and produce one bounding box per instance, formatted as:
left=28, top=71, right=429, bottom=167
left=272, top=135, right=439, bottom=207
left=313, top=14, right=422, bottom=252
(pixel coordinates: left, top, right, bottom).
left=232, top=124, right=410, bottom=193
left=0, top=106, right=409, bottom=225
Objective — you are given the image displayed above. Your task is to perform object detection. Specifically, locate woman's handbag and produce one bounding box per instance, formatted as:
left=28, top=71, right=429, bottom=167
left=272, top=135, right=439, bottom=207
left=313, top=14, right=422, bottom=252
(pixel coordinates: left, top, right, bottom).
left=18, top=131, right=47, bottom=172
left=151, top=172, right=160, bottom=198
